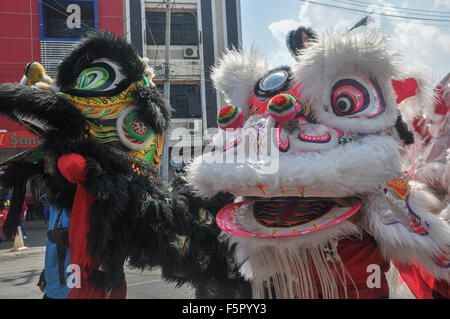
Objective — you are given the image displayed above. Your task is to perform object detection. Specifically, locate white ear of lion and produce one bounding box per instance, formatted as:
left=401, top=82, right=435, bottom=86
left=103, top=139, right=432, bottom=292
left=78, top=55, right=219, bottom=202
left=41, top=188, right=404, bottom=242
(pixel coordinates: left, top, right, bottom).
left=396, top=71, right=436, bottom=127
left=211, top=47, right=270, bottom=117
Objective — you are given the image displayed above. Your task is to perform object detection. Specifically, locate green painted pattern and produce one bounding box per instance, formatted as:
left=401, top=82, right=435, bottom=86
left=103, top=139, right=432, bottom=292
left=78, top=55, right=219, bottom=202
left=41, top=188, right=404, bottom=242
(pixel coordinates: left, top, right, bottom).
left=75, top=66, right=110, bottom=90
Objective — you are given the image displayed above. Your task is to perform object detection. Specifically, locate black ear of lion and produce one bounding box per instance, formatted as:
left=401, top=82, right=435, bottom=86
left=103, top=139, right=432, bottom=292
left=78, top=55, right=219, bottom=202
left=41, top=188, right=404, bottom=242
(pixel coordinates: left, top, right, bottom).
left=286, top=26, right=317, bottom=57
left=132, top=85, right=172, bottom=135
left=0, top=83, right=87, bottom=138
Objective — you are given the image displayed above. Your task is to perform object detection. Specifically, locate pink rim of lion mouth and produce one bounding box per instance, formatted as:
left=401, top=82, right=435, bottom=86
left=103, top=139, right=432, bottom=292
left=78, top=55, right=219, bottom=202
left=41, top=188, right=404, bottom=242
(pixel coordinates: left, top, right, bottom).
left=298, top=131, right=331, bottom=143
left=216, top=199, right=361, bottom=238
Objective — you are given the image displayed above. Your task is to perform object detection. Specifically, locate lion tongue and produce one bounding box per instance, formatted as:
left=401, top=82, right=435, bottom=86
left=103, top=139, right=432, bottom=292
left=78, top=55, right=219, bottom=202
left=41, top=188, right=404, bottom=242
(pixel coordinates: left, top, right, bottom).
left=253, top=199, right=336, bottom=228
left=280, top=199, right=298, bottom=223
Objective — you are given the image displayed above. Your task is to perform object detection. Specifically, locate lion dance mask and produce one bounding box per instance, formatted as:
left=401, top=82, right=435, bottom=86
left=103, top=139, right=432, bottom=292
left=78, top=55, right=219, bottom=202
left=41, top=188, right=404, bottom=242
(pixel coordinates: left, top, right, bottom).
left=186, top=27, right=450, bottom=299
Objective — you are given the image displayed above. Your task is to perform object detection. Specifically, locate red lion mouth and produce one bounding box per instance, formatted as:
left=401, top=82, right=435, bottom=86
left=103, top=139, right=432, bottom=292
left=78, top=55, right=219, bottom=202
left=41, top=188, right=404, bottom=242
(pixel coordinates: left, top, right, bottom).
left=216, top=197, right=361, bottom=238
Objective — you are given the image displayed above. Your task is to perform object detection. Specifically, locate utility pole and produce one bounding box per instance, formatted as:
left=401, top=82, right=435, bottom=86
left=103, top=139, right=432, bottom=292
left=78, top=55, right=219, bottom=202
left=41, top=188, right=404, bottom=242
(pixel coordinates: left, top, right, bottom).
left=161, top=0, right=171, bottom=183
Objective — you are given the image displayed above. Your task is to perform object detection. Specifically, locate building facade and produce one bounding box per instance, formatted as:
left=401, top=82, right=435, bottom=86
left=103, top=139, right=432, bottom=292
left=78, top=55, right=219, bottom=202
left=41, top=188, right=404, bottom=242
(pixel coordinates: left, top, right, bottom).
left=0, top=0, right=125, bottom=82
left=0, top=0, right=242, bottom=176
left=0, top=0, right=125, bottom=162
left=144, top=0, right=242, bottom=176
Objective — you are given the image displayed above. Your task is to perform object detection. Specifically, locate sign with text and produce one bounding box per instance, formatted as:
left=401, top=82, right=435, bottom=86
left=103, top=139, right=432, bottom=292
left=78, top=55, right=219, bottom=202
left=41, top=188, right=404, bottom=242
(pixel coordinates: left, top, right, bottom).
left=0, top=131, right=41, bottom=149
left=39, top=0, right=98, bottom=41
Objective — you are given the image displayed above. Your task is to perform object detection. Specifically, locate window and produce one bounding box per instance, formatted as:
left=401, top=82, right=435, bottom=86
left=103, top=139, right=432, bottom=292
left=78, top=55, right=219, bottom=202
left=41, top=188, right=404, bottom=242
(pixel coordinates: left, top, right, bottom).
left=171, top=13, right=198, bottom=45
left=157, top=84, right=202, bottom=118
left=146, top=11, right=198, bottom=46
left=40, top=0, right=97, bottom=41
left=146, top=12, right=165, bottom=45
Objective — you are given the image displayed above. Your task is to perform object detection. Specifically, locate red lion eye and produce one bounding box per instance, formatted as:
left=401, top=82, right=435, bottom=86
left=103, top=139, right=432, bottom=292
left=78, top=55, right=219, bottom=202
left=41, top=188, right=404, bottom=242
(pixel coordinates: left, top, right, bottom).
left=330, top=74, right=386, bottom=119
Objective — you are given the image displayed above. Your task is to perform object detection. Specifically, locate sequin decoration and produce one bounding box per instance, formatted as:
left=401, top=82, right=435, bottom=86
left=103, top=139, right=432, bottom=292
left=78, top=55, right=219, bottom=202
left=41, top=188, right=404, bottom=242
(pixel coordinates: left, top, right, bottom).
left=386, top=177, right=409, bottom=200
left=169, top=234, right=191, bottom=257
left=59, top=82, right=137, bottom=119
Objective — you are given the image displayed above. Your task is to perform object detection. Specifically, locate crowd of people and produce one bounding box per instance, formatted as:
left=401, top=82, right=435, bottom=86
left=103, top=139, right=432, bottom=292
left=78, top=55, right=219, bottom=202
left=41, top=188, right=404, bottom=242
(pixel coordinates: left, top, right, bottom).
left=0, top=195, right=48, bottom=242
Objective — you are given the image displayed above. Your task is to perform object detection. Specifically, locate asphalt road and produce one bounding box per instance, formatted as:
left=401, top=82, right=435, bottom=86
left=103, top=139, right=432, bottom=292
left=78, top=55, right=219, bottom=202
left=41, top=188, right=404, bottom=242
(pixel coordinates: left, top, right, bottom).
left=0, top=219, right=195, bottom=299
left=0, top=219, right=416, bottom=301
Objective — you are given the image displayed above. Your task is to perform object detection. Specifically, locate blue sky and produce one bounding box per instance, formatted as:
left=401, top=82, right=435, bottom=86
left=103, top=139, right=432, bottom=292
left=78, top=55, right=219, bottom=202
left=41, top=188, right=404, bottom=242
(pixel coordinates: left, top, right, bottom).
left=240, top=0, right=450, bottom=83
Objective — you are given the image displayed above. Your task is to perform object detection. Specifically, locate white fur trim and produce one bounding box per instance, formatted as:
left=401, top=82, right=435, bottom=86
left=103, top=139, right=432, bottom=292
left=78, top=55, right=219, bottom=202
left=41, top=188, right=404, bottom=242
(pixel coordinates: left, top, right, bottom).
left=223, top=220, right=361, bottom=259
left=293, top=30, right=403, bottom=134
left=397, top=71, right=435, bottom=126
left=221, top=221, right=361, bottom=298
left=363, top=191, right=450, bottom=281
left=211, top=48, right=270, bottom=117
left=187, top=135, right=402, bottom=198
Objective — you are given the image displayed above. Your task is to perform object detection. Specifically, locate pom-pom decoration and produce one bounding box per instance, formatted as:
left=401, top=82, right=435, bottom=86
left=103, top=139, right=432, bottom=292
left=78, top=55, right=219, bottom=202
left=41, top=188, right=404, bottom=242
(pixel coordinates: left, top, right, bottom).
left=217, top=105, right=245, bottom=131
left=267, top=93, right=300, bottom=123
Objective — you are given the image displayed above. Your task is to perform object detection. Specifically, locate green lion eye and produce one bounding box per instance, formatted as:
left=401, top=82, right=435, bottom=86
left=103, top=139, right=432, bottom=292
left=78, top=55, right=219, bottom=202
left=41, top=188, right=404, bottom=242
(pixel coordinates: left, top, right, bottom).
left=76, top=66, right=110, bottom=89
left=73, top=58, right=126, bottom=93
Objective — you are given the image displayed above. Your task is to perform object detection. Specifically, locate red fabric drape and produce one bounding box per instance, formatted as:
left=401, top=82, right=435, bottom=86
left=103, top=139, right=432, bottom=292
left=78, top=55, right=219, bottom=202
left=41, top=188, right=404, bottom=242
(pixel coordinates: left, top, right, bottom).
left=58, top=154, right=126, bottom=299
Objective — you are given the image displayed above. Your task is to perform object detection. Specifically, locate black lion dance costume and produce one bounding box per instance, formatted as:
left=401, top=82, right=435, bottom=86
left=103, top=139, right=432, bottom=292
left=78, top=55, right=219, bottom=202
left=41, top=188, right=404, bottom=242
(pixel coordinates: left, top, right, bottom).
left=0, top=32, right=250, bottom=299
left=185, top=27, right=450, bottom=299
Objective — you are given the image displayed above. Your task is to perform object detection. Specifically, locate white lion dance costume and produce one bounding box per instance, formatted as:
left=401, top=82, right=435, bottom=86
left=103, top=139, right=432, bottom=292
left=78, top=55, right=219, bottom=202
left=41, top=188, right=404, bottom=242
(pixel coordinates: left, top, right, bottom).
left=398, top=72, right=450, bottom=298
left=186, top=27, right=450, bottom=299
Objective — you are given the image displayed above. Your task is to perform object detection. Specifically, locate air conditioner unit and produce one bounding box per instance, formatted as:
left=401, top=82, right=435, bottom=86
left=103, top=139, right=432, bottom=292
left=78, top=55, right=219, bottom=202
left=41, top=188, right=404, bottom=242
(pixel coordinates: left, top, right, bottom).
left=187, top=120, right=200, bottom=134
left=183, top=46, right=199, bottom=59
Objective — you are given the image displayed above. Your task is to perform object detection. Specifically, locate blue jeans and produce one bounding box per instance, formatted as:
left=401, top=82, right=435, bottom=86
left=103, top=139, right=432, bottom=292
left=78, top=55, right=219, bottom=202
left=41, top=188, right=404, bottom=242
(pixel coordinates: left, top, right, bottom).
left=44, top=210, right=50, bottom=226
left=20, top=221, right=27, bottom=238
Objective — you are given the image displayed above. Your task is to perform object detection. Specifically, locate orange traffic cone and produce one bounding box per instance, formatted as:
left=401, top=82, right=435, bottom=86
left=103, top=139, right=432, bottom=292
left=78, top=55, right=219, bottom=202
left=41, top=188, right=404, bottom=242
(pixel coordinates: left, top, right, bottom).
left=10, top=226, right=27, bottom=251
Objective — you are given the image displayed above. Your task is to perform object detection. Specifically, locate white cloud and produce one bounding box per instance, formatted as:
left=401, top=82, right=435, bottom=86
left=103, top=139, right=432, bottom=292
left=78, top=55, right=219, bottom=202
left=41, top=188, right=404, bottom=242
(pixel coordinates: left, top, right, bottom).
left=373, top=1, right=450, bottom=80
left=269, top=49, right=296, bottom=68
left=268, top=19, right=301, bottom=45
left=296, top=1, right=354, bottom=33
left=434, top=0, right=450, bottom=9
left=266, top=20, right=301, bottom=67
left=267, top=1, right=353, bottom=68
left=266, top=0, right=449, bottom=81
left=390, top=21, right=450, bottom=79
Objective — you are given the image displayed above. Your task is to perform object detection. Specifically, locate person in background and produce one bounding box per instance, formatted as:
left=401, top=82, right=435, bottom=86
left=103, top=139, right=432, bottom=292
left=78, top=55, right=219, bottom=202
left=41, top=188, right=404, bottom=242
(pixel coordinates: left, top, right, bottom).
left=0, top=212, right=4, bottom=242
left=37, top=206, right=71, bottom=299
left=43, top=205, right=50, bottom=229
left=19, top=202, right=28, bottom=240
left=0, top=200, right=13, bottom=241
left=0, top=200, right=8, bottom=242
left=24, top=193, right=34, bottom=221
